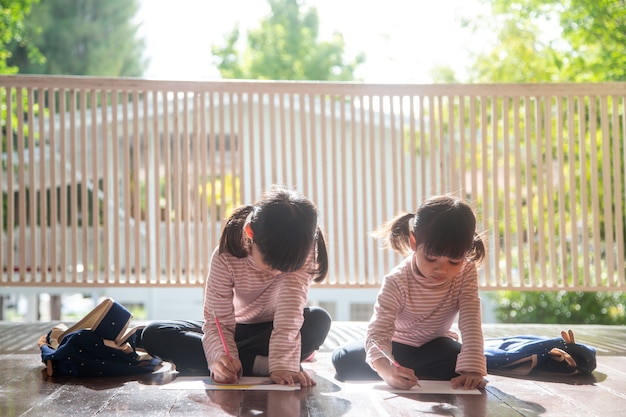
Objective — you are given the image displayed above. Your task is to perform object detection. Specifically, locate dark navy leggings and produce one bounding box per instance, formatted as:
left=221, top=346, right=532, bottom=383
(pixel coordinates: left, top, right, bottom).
left=331, top=337, right=462, bottom=381
left=140, top=306, right=331, bottom=375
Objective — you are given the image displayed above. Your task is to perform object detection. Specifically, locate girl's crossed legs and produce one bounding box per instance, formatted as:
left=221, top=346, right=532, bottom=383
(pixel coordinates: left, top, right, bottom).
left=332, top=337, right=461, bottom=381
left=140, top=306, right=331, bottom=375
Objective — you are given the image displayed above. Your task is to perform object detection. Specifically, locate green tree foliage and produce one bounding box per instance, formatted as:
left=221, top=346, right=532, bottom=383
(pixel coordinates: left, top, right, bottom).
left=469, top=0, right=626, bottom=82
left=1, top=0, right=42, bottom=168
left=8, top=0, right=146, bottom=76
left=470, top=0, right=626, bottom=324
left=211, top=0, right=364, bottom=80
left=0, top=0, right=40, bottom=74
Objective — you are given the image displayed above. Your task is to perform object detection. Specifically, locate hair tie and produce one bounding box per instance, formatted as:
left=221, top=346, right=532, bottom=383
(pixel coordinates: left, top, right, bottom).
left=245, top=206, right=257, bottom=225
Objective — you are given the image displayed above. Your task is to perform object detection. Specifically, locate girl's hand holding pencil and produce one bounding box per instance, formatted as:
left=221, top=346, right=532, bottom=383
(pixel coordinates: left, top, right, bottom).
left=211, top=311, right=243, bottom=384
left=212, top=354, right=243, bottom=384
left=370, top=339, right=420, bottom=390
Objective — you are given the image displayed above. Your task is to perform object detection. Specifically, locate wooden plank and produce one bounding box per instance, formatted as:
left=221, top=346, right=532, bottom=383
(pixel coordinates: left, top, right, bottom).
left=0, top=322, right=54, bottom=354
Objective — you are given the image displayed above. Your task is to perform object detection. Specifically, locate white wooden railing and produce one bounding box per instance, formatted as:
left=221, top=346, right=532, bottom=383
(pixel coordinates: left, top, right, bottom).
left=1, top=75, right=625, bottom=291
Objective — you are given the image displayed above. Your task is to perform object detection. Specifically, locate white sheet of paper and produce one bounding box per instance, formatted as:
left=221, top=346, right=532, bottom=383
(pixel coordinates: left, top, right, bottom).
left=342, top=380, right=481, bottom=395
left=159, top=376, right=301, bottom=391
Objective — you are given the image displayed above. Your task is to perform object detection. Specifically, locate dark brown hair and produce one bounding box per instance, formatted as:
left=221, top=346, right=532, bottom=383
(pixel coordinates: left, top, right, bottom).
left=372, top=195, right=485, bottom=263
left=218, top=186, right=328, bottom=282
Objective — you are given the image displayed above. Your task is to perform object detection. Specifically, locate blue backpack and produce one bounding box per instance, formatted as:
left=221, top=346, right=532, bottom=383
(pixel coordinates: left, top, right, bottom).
left=39, top=298, right=161, bottom=377
left=484, top=330, right=596, bottom=377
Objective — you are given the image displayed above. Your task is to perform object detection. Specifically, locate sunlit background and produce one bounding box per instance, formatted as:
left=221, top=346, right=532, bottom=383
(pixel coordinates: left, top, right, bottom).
left=138, top=0, right=487, bottom=83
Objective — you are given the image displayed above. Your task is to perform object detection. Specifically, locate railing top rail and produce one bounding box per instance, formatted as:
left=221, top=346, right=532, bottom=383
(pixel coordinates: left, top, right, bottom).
left=2, top=75, right=626, bottom=96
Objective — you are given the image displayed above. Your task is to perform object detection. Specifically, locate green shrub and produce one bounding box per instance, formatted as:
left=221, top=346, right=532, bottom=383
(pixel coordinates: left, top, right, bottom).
left=486, top=291, right=626, bottom=324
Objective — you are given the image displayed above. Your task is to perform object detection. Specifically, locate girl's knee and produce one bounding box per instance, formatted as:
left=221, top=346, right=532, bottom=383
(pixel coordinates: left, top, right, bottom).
left=306, top=306, right=332, bottom=326
left=138, top=322, right=161, bottom=351
left=331, top=345, right=348, bottom=366
left=303, top=307, right=332, bottom=343
left=331, top=342, right=379, bottom=381
left=331, top=345, right=350, bottom=378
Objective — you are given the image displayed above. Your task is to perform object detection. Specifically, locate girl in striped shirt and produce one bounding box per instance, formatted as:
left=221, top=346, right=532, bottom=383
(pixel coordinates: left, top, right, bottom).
left=332, top=195, right=488, bottom=390
left=141, top=187, right=330, bottom=387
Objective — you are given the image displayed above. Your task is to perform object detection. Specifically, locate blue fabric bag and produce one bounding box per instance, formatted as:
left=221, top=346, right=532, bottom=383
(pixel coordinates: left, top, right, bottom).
left=39, top=298, right=161, bottom=377
left=484, top=330, right=596, bottom=377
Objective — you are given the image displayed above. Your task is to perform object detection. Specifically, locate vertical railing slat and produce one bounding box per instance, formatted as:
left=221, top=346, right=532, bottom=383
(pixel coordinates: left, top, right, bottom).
left=0, top=87, right=5, bottom=282
left=191, top=92, right=200, bottom=282
left=37, top=88, right=48, bottom=283
left=79, top=90, right=88, bottom=283
left=555, top=97, right=567, bottom=288
left=615, top=96, right=626, bottom=287
left=161, top=92, right=171, bottom=284
left=308, top=94, right=317, bottom=203
left=236, top=92, right=245, bottom=214
left=600, top=96, right=615, bottom=287
left=27, top=88, right=37, bottom=282
left=248, top=93, right=257, bottom=196
left=490, top=96, right=500, bottom=288
left=59, top=90, right=68, bottom=283
left=100, top=91, right=109, bottom=284
left=419, top=95, right=426, bottom=198
left=513, top=97, right=524, bottom=288
left=330, top=95, right=339, bottom=281
left=589, top=97, right=602, bottom=287
left=458, top=96, right=466, bottom=200
left=502, top=97, right=513, bottom=288
left=154, top=91, right=162, bottom=284
left=319, top=95, right=329, bottom=254
left=208, top=91, right=218, bottom=260
left=578, top=96, right=591, bottom=288
left=181, top=91, right=190, bottom=283
left=68, top=89, right=78, bottom=284
left=258, top=93, right=267, bottom=188
left=279, top=93, right=288, bottom=184
left=197, top=91, right=207, bottom=281
left=141, top=91, right=150, bottom=284
left=349, top=95, right=359, bottom=284
left=368, top=96, right=378, bottom=283
left=545, top=95, right=555, bottom=287
left=90, top=90, right=100, bottom=283
left=5, top=88, right=15, bottom=282
left=132, top=91, right=142, bottom=283
left=268, top=92, right=277, bottom=184
left=122, top=91, right=132, bottom=284
left=566, top=96, right=579, bottom=288
left=287, top=94, right=296, bottom=194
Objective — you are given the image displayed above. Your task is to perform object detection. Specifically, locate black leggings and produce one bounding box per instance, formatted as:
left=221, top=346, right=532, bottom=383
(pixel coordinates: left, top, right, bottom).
left=331, top=337, right=462, bottom=381
left=140, top=306, right=331, bottom=375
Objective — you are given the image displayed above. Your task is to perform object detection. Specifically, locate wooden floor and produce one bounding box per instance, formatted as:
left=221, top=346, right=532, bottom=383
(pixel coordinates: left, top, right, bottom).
left=1, top=322, right=625, bottom=416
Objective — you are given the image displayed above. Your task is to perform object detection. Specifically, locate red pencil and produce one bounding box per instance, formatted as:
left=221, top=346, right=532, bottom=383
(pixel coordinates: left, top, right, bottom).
left=213, top=310, right=232, bottom=361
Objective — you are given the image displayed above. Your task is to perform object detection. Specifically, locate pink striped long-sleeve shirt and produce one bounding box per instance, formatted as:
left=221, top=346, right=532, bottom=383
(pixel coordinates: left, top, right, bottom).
left=201, top=247, right=314, bottom=373
left=365, top=254, right=487, bottom=376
